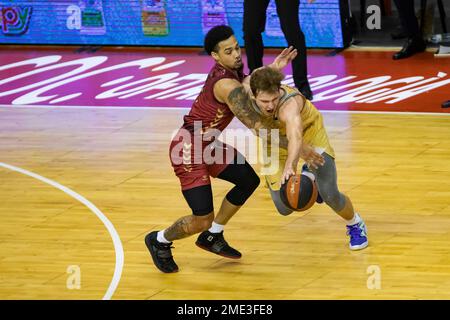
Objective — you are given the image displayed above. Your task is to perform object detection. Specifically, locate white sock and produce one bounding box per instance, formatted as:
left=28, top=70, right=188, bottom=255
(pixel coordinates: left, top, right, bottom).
left=208, top=222, right=224, bottom=233
left=346, top=212, right=362, bottom=226
left=157, top=230, right=171, bottom=243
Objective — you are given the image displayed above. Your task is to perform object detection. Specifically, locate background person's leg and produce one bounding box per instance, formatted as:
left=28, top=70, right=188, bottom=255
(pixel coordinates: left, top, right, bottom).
left=275, top=0, right=311, bottom=99
left=243, top=0, right=270, bottom=73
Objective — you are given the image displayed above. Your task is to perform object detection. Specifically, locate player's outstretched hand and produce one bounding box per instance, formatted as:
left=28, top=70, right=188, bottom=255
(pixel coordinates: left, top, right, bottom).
left=270, top=46, right=298, bottom=71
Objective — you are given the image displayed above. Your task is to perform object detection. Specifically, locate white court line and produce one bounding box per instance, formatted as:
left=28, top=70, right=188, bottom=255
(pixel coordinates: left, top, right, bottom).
left=1, top=104, right=450, bottom=116
left=0, top=162, right=124, bottom=300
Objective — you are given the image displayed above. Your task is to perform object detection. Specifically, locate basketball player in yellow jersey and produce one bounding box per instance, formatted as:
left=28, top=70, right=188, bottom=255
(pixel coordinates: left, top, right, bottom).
left=232, top=67, right=368, bottom=250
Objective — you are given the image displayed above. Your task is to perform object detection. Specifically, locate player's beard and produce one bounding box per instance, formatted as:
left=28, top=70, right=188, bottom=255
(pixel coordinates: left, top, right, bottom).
left=234, top=58, right=243, bottom=69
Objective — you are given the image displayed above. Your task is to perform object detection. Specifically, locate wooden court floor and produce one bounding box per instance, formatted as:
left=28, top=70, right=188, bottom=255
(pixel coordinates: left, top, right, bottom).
left=1, top=106, right=450, bottom=300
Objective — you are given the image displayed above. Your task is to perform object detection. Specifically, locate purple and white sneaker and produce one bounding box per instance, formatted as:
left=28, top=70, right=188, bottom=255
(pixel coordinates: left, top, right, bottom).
left=346, top=221, right=369, bottom=250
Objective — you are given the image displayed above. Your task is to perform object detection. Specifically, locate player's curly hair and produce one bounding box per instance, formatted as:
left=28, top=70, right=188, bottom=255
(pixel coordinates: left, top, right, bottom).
left=250, top=67, right=285, bottom=97
left=204, top=25, right=235, bottom=55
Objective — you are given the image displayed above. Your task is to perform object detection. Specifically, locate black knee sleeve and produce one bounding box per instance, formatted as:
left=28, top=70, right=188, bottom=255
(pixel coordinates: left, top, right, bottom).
left=182, top=185, right=214, bottom=216
left=218, top=161, right=260, bottom=206
left=225, top=174, right=260, bottom=206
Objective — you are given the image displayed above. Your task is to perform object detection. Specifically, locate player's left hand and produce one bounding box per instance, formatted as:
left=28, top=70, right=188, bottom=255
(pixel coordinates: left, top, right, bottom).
left=271, top=46, right=298, bottom=71
left=300, top=144, right=325, bottom=169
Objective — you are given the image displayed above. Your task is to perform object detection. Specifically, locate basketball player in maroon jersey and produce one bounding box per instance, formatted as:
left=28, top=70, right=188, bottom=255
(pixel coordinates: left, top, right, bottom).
left=145, top=25, right=301, bottom=273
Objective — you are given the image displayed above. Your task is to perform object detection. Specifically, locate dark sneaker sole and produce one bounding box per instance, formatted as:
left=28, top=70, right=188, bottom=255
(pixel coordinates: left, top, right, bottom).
left=145, top=233, right=179, bottom=273
left=195, top=243, right=242, bottom=259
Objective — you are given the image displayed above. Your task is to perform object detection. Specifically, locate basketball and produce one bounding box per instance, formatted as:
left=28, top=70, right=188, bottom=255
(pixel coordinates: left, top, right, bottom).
left=280, top=172, right=318, bottom=211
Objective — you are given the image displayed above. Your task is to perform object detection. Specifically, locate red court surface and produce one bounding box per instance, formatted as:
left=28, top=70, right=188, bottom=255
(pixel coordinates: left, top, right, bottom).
left=0, top=46, right=449, bottom=113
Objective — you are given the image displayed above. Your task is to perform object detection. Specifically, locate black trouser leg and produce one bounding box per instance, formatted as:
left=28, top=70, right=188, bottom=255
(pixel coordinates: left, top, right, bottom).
left=393, top=0, right=420, bottom=38
left=243, top=0, right=270, bottom=73
left=275, top=0, right=310, bottom=92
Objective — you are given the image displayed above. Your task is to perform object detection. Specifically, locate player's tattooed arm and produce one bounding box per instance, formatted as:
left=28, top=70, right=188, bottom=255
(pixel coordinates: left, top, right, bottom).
left=214, top=78, right=289, bottom=148
left=227, top=86, right=271, bottom=129
left=226, top=85, right=289, bottom=149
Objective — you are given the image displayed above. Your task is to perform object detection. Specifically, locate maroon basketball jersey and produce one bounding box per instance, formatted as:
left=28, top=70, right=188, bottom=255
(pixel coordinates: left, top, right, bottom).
left=182, top=63, right=245, bottom=135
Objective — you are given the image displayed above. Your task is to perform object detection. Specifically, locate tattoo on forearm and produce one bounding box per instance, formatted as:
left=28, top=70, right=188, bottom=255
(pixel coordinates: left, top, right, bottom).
left=228, top=86, right=288, bottom=149
left=228, top=87, right=277, bottom=132
left=164, top=216, right=196, bottom=241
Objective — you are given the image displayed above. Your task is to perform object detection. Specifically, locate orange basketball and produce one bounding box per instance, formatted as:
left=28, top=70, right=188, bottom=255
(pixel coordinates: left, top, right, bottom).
left=280, top=173, right=318, bottom=211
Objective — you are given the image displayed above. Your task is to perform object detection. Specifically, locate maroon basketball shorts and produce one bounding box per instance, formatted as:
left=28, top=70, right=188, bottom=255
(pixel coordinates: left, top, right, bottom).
left=169, top=131, right=241, bottom=191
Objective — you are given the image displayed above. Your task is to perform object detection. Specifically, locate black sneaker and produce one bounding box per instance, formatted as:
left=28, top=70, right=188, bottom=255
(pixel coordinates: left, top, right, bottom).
left=195, top=231, right=242, bottom=259
left=145, top=231, right=178, bottom=273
